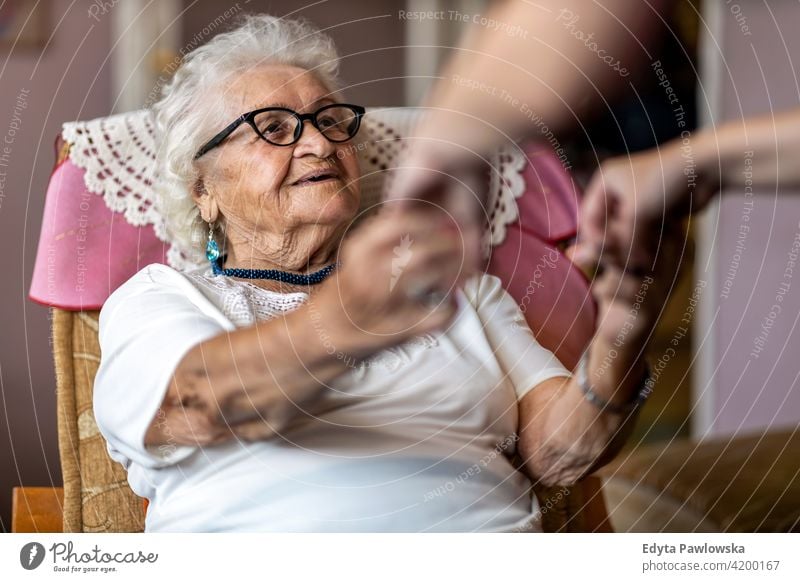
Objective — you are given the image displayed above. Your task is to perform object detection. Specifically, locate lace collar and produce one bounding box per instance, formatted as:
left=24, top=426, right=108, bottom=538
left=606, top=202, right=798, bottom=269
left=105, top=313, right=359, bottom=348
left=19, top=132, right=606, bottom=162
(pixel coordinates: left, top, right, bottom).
left=183, top=266, right=439, bottom=374
left=184, top=267, right=309, bottom=327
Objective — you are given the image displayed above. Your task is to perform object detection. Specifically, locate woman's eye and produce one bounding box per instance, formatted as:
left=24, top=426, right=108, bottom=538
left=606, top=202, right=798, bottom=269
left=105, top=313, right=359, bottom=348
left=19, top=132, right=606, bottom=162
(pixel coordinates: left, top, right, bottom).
left=265, top=122, right=286, bottom=134
left=255, top=114, right=293, bottom=137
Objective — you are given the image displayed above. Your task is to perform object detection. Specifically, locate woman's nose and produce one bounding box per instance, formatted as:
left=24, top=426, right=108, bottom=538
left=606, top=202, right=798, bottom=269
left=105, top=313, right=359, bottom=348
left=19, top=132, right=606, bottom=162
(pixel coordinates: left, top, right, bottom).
left=292, top=120, right=336, bottom=158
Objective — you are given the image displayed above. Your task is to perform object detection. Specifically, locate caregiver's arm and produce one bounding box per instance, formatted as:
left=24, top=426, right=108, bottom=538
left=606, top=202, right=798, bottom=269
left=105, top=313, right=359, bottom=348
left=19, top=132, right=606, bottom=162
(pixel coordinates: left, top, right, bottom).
left=144, top=209, right=465, bottom=447
left=389, top=0, right=667, bottom=201
left=575, top=107, right=800, bottom=272
left=516, top=225, right=682, bottom=487
left=709, top=108, right=800, bottom=188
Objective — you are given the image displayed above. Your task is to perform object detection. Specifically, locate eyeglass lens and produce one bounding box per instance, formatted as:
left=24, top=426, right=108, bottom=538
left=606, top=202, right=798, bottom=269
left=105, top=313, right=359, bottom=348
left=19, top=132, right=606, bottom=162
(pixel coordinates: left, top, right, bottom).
left=253, top=106, right=360, bottom=145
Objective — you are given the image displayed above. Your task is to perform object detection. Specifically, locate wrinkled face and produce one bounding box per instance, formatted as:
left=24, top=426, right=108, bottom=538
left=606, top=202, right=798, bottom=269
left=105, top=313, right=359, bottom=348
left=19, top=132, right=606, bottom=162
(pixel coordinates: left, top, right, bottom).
left=194, top=64, right=362, bottom=257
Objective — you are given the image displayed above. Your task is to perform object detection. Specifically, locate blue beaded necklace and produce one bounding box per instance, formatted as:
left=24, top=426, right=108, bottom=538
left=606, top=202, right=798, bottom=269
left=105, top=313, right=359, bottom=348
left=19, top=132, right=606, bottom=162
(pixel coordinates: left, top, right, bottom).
left=205, top=221, right=337, bottom=285
left=211, top=257, right=337, bottom=284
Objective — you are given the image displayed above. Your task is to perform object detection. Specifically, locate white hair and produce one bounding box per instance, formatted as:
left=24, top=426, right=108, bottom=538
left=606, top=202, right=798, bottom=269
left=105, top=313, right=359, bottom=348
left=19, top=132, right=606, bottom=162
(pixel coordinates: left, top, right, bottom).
left=152, top=14, right=342, bottom=260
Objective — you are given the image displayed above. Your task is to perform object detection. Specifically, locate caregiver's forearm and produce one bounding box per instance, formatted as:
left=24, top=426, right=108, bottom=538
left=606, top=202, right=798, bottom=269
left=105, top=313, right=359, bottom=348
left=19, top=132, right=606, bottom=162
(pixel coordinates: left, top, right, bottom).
left=693, top=108, right=800, bottom=191
left=410, top=0, right=665, bottom=166
left=144, top=300, right=369, bottom=448
left=517, top=335, right=646, bottom=487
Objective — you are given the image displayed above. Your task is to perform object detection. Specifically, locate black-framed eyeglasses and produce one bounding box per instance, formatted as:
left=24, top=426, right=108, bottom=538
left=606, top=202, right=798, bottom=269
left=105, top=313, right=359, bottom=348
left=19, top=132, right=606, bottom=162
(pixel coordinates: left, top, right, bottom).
left=194, top=103, right=366, bottom=160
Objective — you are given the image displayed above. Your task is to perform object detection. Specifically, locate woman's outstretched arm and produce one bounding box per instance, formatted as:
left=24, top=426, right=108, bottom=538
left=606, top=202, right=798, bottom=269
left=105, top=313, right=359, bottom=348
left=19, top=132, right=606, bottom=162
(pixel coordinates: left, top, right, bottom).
left=516, top=225, right=682, bottom=486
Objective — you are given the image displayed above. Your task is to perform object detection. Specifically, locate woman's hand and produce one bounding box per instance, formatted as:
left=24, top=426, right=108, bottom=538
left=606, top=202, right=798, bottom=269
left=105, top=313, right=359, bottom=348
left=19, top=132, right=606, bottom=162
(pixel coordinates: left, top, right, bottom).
left=585, top=221, right=686, bottom=356
left=566, top=215, right=686, bottom=392
left=311, top=206, right=477, bottom=359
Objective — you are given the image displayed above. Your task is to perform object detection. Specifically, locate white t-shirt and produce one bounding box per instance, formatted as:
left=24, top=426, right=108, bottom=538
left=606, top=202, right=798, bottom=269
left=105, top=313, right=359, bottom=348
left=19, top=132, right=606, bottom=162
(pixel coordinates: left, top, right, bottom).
left=93, top=263, right=572, bottom=532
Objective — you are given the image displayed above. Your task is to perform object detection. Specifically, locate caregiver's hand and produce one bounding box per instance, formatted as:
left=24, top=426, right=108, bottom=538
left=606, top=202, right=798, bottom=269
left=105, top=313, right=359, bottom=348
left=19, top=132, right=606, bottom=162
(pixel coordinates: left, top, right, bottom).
left=571, top=143, right=716, bottom=275
left=312, top=206, right=475, bottom=357
left=385, top=155, right=487, bottom=276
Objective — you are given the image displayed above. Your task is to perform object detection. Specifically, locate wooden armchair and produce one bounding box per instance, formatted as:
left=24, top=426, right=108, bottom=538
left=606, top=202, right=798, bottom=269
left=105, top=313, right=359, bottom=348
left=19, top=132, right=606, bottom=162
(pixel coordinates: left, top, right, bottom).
left=18, top=108, right=611, bottom=533
left=13, top=310, right=147, bottom=532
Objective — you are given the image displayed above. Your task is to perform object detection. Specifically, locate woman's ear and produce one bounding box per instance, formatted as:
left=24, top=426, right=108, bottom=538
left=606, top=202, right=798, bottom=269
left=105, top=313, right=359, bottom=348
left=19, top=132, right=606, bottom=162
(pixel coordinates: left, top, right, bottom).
left=193, top=178, right=220, bottom=223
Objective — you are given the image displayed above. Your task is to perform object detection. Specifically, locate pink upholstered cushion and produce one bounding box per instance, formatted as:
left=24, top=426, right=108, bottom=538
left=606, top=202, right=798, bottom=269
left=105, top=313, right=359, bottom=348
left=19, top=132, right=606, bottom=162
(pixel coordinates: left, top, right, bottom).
left=489, top=224, right=594, bottom=370
left=29, top=159, right=167, bottom=311
left=515, top=147, right=581, bottom=242
left=488, top=145, right=594, bottom=369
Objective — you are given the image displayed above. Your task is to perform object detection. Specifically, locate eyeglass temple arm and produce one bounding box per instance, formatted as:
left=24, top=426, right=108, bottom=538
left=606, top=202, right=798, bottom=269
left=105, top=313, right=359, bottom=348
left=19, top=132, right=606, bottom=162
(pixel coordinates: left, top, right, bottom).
left=194, top=114, right=248, bottom=160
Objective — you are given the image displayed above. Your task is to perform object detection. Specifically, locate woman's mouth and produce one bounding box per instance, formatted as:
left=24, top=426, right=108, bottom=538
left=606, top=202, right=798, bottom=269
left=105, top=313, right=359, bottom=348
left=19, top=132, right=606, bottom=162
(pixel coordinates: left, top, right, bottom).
left=291, top=169, right=342, bottom=187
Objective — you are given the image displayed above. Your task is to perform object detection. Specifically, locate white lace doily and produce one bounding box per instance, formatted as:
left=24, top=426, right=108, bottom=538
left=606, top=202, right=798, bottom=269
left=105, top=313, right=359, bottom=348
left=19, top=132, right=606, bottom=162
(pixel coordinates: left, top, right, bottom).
left=62, top=108, right=527, bottom=271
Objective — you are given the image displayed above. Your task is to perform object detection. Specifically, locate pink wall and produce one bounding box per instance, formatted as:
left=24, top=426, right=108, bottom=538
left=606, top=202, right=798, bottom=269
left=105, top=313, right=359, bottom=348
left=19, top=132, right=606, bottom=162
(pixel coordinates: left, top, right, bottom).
left=0, top=2, right=113, bottom=530
left=702, top=2, right=800, bottom=435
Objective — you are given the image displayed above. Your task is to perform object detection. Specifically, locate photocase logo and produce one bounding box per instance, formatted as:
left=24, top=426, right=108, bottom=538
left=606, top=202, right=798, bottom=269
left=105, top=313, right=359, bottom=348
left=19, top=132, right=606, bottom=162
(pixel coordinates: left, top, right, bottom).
left=390, top=234, right=414, bottom=291
left=20, top=542, right=46, bottom=570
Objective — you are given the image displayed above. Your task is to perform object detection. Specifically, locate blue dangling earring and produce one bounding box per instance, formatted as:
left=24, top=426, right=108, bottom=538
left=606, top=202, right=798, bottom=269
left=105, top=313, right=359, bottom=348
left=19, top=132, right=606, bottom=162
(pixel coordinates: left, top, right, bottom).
left=206, top=221, right=220, bottom=270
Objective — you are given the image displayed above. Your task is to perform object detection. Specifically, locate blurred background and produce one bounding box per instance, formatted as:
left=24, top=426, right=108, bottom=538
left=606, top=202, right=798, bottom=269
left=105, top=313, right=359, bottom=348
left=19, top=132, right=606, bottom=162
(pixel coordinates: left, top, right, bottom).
left=1, top=0, right=799, bottom=532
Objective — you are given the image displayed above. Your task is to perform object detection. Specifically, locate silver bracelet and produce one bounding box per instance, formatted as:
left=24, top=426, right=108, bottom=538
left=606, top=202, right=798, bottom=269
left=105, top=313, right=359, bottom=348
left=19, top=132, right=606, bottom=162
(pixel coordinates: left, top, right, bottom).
left=576, top=351, right=652, bottom=414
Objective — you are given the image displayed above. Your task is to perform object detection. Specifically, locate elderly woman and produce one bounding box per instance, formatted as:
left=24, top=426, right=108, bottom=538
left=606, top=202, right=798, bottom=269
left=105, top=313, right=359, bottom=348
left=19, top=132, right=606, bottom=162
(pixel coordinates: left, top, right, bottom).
left=94, top=15, right=676, bottom=532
